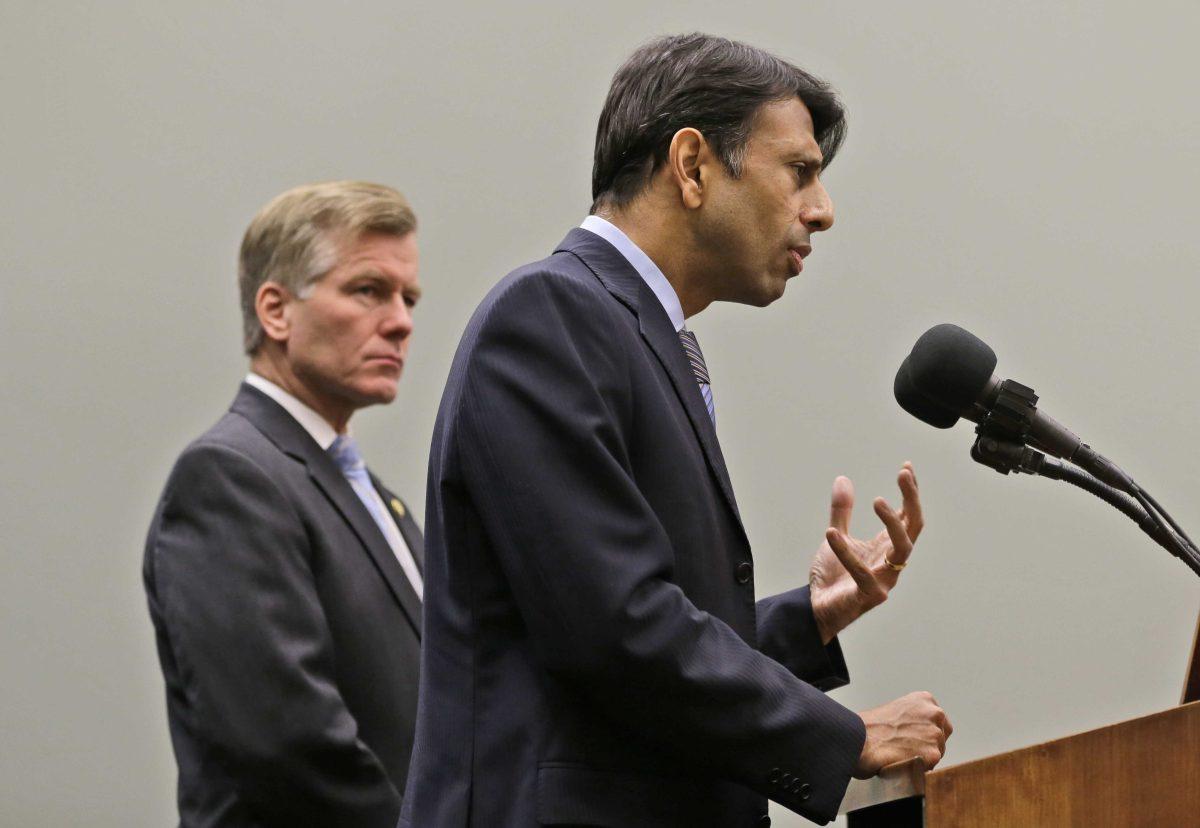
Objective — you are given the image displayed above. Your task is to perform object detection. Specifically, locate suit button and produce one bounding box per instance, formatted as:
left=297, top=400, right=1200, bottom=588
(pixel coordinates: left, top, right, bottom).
left=735, top=561, right=753, bottom=584
left=798, top=782, right=812, bottom=801
left=758, top=816, right=772, bottom=827
left=768, top=767, right=782, bottom=784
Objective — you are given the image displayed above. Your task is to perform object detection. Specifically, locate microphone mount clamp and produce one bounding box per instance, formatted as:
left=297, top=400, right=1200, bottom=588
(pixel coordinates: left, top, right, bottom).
left=970, top=379, right=1040, bottom=475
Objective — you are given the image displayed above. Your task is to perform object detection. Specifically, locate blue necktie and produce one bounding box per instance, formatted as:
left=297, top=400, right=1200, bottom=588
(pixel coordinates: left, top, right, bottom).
left=328, top=435, right=397, bottom=546
left=678, top=329, right=716, bottom=426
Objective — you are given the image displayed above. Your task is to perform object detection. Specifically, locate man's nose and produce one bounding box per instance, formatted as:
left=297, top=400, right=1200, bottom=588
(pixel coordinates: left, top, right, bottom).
left=802, top=181, right=834, bottom=232
left=380, top=296, right=414, bottom=338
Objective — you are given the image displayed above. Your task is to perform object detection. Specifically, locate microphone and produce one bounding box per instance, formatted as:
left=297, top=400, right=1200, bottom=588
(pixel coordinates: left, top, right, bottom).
left=894, top=324, right=1130, bottom=489
left=893, top=323, right=1200, bottom=577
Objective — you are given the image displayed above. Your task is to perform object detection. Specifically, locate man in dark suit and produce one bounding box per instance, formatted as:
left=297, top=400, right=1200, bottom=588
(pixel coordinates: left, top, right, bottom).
left=402, top=34, right=952, bottom=827
left=144, top=181, right=424, bottom=827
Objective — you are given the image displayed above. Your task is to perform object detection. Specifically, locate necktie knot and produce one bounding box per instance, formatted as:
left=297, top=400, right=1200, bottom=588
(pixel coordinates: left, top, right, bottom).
left=677, top=329, right=711, bottom=386
left=328, top=435, right=366, bottom=475
left=678, top=328, right=716, bottom=426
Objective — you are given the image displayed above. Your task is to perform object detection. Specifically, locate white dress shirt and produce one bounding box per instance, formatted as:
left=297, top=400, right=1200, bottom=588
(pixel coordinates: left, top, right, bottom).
left=244, top=372, right=424, bottom=599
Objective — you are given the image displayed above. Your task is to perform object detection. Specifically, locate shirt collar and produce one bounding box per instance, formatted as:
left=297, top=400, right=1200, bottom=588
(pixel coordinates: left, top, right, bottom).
left=244, top=372, right=342, bottom=450
left=580, top=215, right=686, bottom=332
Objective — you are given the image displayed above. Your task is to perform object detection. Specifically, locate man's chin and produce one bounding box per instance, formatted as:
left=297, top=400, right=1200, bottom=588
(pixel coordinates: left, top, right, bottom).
left=754, top=275, right=789, bottom=307
left=350, top=381, right=399, bottom=409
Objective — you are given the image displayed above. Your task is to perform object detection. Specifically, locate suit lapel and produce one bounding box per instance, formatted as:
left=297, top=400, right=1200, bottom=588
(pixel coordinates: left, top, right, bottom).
left=555, top=230, right=747, bottom=538
left=372, top=475, right=424, bottom=575
left=230, top=384, right=422, bottom=636
left=636, top=296, right=746, bottom=534
left=306, top=459, right=423, bottom=635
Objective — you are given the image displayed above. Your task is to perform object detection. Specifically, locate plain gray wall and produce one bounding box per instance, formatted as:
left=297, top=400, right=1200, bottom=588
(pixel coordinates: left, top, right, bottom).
left=3, top=2, right=1198, bottom=825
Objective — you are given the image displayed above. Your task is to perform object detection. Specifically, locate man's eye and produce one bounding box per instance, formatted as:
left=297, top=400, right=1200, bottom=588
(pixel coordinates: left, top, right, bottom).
left=354, top=284, right=379, bottom=297
left=793, top=164, right=808, bottom=179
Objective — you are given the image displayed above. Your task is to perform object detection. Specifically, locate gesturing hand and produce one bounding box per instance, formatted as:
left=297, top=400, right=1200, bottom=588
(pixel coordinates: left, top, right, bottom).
left=809, top=462, right=923, bottom=644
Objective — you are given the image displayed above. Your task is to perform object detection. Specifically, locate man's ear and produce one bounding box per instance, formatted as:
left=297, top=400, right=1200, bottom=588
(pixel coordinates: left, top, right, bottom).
left=667, top=128, right=708, bottom=209
left=255, top=281, right=293, bottom=345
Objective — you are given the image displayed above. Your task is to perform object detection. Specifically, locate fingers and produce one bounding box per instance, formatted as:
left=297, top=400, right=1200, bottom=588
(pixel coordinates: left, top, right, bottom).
left=915, top=691, right=950, bottom=769
left=898, top=462, right=924, bottom=541
left=857, top=690, right=952, bottom=777
left=873, top=497, right=914, bottom=568
left=828, top=475, right=855, bottom=534
left=830, top=467, right=922, bottom=541
left=939, top=708, right=954, bottom=738
left=825, top=528, right=882, bottom=600
left=920, top=692, right=953, bottom=738
left=922, top=691, right=953, bottom=759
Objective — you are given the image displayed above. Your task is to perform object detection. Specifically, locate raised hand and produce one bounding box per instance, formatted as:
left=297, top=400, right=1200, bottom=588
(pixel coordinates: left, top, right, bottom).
left=809, top=462, right=924, bottom=643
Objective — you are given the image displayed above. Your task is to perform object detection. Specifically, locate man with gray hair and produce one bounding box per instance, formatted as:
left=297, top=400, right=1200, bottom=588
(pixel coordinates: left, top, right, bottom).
left=144, top=180, right=424, bottom=827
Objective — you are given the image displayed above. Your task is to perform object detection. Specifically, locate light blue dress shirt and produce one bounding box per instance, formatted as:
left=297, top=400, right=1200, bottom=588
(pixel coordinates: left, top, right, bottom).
left=580, top=215, right=685, bottom=332
left=579, top=216, right=714, bottom=425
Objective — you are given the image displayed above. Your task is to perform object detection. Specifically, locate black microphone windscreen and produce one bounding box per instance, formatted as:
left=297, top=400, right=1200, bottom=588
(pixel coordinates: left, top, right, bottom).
left=894, top=358, right=961, bottom=428
left=904, top=323, right=997, bottom=412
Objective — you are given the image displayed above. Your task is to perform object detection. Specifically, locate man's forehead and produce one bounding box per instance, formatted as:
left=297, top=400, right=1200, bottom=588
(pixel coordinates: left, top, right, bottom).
left=327, top=232, right=421, bottom=289
left=750, top=97, right=822, bottom=161
left=338, top=232, right=419, bottom=265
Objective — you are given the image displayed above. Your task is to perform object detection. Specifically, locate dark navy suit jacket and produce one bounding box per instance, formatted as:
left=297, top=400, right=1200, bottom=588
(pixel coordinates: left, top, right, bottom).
left=144, top=384, right=423, bottom=827
left=402, top=230, right=866, bottom=827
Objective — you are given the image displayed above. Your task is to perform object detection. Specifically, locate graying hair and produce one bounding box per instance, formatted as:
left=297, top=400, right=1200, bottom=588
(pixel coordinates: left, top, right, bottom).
left=238, top=180, right=417, bottom=354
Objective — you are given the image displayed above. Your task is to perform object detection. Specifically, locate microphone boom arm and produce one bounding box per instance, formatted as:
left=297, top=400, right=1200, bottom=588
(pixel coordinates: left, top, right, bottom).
left=971, top=434, right=1200, bottom=577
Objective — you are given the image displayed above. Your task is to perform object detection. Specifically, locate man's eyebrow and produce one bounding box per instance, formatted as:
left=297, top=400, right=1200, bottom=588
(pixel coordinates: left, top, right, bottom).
left=349, top=267, right=388, bottom=281
left=788, top=152, right=825, bottom=171
left=349, top=268, right=423, bottom=299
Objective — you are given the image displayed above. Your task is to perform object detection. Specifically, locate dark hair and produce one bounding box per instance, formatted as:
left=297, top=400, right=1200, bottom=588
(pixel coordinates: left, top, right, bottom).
left=591, top=33, right=846, bottom=211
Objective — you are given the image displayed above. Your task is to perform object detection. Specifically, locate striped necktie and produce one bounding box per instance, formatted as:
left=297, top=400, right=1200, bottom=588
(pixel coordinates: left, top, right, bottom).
left=678, top=329, right=716, bottom=426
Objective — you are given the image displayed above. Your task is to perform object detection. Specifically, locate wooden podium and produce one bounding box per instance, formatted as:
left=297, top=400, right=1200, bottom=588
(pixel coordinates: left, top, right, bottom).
left=841, top=612, right=1200, bottom=826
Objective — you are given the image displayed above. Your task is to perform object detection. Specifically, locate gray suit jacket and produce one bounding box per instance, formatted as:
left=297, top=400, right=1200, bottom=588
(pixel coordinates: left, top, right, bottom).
left=401, top=229, right=865, bottom=828
left=144, top=383, right=422, bottom=827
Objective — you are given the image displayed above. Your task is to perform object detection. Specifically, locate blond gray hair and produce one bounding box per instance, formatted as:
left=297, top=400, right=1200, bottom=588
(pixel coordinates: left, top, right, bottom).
left=238, top=180, right=417, bottom=354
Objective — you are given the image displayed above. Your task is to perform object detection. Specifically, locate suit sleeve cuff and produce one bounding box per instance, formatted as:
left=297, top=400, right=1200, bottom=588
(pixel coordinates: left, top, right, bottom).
left=762, top=697, right=866, bottom=823
left=756, top=585, right=851, bottom=691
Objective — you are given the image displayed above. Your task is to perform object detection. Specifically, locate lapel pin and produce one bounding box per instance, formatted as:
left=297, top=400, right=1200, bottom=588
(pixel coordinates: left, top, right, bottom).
left=390, top=498, right=406, bottom=518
